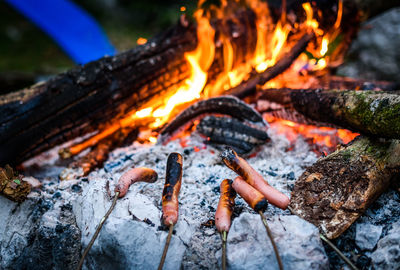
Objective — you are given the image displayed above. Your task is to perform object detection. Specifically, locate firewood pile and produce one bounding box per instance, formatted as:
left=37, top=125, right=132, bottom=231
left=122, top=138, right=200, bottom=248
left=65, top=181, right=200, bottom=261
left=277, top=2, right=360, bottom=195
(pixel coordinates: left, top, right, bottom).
left=1, top=0, right=400, bottom=269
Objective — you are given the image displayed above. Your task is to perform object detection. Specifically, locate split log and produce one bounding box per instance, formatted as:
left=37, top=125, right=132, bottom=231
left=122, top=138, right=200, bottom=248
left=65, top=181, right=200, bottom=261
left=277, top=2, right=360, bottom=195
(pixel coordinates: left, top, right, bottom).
left=290, top=136, right=400, bottom=239
left=258, top=89, right=400, bottom=139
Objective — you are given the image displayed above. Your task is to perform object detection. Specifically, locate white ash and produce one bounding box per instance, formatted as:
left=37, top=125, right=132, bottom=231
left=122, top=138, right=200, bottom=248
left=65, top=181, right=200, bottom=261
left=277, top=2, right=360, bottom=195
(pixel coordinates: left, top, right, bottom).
left=2, top=128, right=323, bottom=269
left=72, top=129, right=321, bottom=269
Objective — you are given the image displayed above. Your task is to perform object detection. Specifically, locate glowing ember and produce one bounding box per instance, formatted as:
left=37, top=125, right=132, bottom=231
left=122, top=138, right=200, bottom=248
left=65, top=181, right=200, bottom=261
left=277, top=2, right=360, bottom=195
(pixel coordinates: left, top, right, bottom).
left=266, top=115, right=359, bottom=155
left=136, top=37, right=147, bottom=45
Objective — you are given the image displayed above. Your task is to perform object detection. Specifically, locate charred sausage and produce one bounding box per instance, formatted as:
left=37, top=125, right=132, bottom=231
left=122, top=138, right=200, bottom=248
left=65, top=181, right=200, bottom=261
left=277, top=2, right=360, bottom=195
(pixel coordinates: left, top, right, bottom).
left=162, top=153, right=183, bottom=225
left=115, top=167, right=158, bottom=198
left=232, top=176, right=268, bottom=212
left=215, top=179, right=236, bottom=232
left=221, top=147, right=290, bottom=210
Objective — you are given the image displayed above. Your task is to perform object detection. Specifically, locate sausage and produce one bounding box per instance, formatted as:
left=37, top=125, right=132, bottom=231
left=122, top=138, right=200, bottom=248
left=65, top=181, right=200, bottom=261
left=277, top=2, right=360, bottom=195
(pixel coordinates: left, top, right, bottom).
left=232, top=176, right=268, bottom=212
left=215, top=179, right=236, bottom=232
left=115, top=167, right=158, bottom=198
left=221, top=147, right=290, bottom=210
left=162, top=153, right=183, bottom=226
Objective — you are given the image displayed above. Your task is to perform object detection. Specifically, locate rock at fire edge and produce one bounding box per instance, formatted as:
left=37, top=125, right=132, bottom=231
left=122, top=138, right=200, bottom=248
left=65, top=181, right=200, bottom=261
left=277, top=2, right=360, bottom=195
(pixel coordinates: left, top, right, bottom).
left=225, top=213, right=329, bottom=270
left=371, top=221, right=400, bottom=269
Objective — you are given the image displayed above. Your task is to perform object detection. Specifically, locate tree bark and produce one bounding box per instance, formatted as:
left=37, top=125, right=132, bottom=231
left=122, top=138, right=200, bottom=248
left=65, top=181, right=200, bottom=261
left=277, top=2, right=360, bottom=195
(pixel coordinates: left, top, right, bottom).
left=290, top=136, right=400, bottom=239
left=258, top=89, right=400, bottom=139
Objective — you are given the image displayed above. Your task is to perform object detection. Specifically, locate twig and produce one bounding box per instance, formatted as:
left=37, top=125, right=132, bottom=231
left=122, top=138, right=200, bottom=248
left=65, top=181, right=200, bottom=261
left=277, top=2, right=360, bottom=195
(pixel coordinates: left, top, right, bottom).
left=221, top=231, right=227, bottom=270
left=259, top=211, right=284, bottom=270
left=77, top=192, right=119, bottom=270
left=158, top=223, right=174, bottom=270
left=319, top=234, right=359, bottom=270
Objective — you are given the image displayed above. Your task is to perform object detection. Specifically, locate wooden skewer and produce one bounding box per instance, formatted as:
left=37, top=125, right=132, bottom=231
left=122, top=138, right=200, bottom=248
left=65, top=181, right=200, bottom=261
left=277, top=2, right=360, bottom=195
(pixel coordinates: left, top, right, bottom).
left=221, top=231, right=227, bottom=270
left=77, top=192, right=119, bottom=270
left=158, top=222, right=174, bottom=270
left=259, top=211, right=284, bottom=270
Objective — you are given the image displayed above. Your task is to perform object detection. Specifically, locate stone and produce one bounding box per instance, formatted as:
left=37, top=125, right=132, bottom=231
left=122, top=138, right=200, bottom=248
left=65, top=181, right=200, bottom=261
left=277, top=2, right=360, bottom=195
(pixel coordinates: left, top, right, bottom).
left=225, top=213, right=329, bottom=270
left=337, top=8, right=400, bottom=82
left=371, top=221, right=400, bottom=269
left=355, top=223, right=382, bottom=251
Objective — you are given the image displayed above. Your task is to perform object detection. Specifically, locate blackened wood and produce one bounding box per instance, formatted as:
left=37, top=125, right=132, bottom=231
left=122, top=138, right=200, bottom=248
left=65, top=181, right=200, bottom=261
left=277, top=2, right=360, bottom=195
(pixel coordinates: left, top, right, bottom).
left=0, top=8, right=260, bottom=166
left=290, top=136, right=400, bottom=239
left=258, top=88, right=400, bottom=139
left=158, top=96, right=266, bottom=144
left=0, top=21, right=196, bottom=166
left=197, top=115, right=270, bottom=154
left=227, top=32, right=315, bottom=98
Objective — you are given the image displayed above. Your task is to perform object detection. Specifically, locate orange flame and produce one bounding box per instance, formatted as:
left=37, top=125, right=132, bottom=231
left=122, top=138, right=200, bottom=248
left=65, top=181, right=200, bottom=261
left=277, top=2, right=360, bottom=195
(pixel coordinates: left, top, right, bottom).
left=68, top=0, right=347, bottom=150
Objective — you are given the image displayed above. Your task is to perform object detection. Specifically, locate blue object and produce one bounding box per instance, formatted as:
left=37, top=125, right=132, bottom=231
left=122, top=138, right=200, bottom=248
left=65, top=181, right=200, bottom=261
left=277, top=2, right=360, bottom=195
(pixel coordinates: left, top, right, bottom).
left=5, top=0, right=116, bottom=64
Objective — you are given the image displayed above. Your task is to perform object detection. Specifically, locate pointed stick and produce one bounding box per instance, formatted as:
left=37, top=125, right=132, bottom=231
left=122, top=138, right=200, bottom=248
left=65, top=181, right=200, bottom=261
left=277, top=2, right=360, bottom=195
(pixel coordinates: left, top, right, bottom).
left=77, top=192, right=119, bottom=270
left=259, top=211, right=284, bottom=270
left=77, top=167, right=158, bottom=270
left=158, top=223, right=174, bottom=270
left=221, top=231, right=227, bottom=270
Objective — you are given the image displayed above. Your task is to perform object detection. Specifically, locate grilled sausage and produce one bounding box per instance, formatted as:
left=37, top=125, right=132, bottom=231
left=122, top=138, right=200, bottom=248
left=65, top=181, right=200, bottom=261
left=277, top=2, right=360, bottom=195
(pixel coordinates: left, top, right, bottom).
left=215, top=179, right=236, bottom=232
left=115, top=167, right=158, bottom=198
left=232, top=176, right=268, bottom=212
left=221, top=147, right=290, bottom=210
left=162, top=153, right=183, bottom=225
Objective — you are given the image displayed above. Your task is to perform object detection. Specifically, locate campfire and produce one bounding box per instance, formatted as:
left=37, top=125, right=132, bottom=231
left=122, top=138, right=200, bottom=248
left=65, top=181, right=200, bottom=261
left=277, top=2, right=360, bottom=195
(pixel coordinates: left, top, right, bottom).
left=1, top=0, right=400, bottom=270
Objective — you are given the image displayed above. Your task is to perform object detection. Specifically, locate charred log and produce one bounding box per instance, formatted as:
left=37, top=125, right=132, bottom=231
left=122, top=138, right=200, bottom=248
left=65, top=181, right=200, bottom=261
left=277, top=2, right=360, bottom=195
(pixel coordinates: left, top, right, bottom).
left=158, top=96, right=266, bottom=144
left=0, top=9, right=259, bottom=166
left=258, top=89, right=400, bottom=139
left=290, top=136, right=400, bottom=239
left=196, top=115, right=270, bottom=154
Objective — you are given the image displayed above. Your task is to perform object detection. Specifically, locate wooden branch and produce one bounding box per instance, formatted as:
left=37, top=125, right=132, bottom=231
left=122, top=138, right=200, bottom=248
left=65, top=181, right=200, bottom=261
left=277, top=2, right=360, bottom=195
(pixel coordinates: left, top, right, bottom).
left=290, top=136, right=400, bottom=239
left=227, top=32, right=315, bottom=98
left=258, top=89, right=400, bottom=139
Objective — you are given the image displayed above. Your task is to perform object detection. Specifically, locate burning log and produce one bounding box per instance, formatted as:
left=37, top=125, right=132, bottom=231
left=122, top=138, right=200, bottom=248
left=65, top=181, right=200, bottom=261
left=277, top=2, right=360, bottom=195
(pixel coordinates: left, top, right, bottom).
left=0, top=165, right=31, bottom=202
left=197, top=115, right=270, bottom=154
left=0, top=9, right=258, bottom=166
left=227, top=32, right=315, bottom=98
left=290, top=136, right=400, bottom=239
left=258, top=89, right=400, bottom=139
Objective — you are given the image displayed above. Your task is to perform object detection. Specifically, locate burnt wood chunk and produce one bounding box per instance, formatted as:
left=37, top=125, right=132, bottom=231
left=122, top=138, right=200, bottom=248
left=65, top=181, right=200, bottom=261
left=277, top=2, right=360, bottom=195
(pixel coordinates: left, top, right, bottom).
left=158, top=96, right=266, bottom=144
left=258, top=89, right=400, bottom=139
left=290, top=136, right=400, bottom=239
left=197, top=115, right=270, bottom=154
left=0, top=165, right=31, bottom=202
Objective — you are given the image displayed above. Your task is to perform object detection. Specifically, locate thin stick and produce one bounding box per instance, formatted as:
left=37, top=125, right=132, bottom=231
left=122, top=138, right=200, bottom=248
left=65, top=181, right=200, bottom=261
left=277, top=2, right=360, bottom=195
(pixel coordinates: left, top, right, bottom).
left=221, top=231, right=227, bottom=270
left=259, top=211, right=284, bottom=270
left=319, top=234, right=359, bottom=270
left=77, top=192, right=119, bottom=270
left=158, top=223, right=174, bottom=270
left=287, top=206, right=359, bottom=270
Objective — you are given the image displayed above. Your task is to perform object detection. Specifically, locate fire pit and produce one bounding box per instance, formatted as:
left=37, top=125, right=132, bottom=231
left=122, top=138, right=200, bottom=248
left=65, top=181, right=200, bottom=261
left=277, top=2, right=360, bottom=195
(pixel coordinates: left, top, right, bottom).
left=1, top=1, right=400, bottom=270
